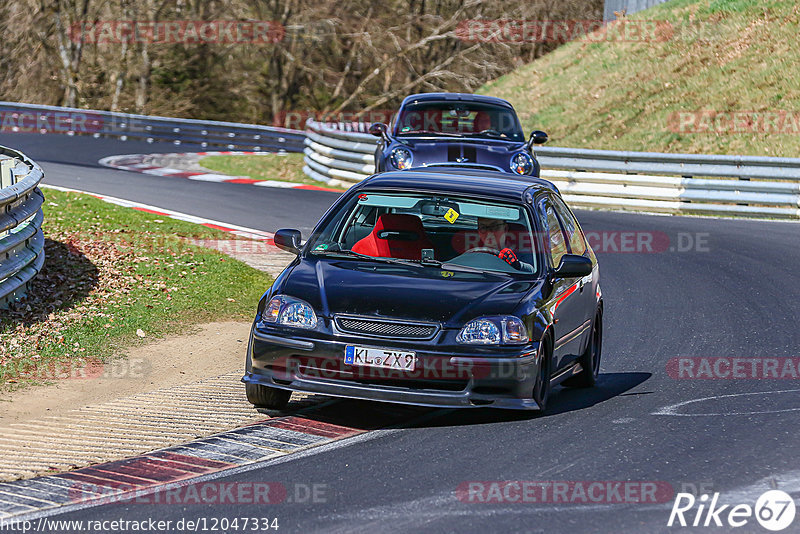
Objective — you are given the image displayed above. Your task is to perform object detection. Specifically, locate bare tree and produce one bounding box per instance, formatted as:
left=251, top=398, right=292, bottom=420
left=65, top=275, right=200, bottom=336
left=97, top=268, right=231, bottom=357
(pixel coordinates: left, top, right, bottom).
left=0, top=0, right=603, bottom=122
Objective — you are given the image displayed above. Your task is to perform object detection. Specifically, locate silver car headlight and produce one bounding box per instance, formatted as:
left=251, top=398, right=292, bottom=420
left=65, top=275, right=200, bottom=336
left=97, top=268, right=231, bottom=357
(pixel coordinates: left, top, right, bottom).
left=456, top=316, right=529, bottom=345
left=262, top=295, right=318, bottom=329
left=389, top=147, right=414, bottom=170
left=510, top=152, right=534, bottom=175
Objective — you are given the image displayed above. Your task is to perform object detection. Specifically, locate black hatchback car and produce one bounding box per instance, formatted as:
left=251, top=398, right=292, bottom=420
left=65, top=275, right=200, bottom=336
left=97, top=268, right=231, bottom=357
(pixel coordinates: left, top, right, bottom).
left=369, top=93, right=548, bottom=176
left=243, top=168, right=602, bottom=412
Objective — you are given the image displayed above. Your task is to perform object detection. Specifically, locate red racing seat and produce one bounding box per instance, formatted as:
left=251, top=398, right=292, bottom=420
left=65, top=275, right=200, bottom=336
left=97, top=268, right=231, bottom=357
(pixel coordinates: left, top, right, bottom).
left=352, top=214, right=434, bottom=260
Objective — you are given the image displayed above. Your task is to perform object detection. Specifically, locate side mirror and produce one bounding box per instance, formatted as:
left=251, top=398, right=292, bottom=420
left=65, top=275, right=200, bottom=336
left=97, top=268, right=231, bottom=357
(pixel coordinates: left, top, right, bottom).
left=369, top=122, right=388, bottom=138
left=553, top=254, right=592, bottom=278
left=529, top=130, right=548, bottom=145
left=274, top=229, right=302, bottom=255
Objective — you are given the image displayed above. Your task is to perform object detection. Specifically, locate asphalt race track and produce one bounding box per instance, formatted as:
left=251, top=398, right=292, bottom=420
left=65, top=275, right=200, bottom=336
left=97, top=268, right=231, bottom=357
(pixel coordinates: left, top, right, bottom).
left=5, top=133, right=800, bottom=532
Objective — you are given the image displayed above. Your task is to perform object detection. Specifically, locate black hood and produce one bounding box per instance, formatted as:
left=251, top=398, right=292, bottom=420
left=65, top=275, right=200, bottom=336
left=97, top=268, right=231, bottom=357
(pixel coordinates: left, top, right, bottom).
left=280, top=257, right=540, bottom=327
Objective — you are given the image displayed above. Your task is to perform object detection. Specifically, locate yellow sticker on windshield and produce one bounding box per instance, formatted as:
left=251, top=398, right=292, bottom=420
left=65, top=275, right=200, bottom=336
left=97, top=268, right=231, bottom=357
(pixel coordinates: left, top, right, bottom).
left=444, top=208, right=460, bottom=224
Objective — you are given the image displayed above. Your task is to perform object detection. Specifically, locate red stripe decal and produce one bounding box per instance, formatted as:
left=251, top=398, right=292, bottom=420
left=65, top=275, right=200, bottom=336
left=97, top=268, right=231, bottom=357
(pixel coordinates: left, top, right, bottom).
left=553, top=282, right=579, bottom=312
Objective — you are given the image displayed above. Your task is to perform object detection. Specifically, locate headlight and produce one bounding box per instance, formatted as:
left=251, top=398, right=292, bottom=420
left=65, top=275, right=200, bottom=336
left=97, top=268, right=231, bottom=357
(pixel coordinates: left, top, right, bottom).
left=389, top=147, right=413, bottom=170
left=510, top=152, right=534, bottom=175
left=456, top=316, right=529, bottom=345
left=261, top=295, right=318, bottom=329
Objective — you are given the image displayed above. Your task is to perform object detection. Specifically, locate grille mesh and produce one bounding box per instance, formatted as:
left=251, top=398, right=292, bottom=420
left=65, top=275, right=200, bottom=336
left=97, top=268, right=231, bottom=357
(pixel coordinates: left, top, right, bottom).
left=336, top=317, right=438, bottom=339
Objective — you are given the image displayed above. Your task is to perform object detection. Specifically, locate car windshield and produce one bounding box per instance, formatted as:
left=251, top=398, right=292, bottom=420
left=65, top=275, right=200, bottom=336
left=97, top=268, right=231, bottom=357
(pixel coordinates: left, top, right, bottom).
left=393, top=101, right=524, bottom=142
left=306, top=191, right=539, bottom=276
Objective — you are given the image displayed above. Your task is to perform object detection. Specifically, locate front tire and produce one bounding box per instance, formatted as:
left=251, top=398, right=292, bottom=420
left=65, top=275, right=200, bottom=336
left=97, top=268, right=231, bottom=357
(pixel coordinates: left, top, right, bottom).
left=533, top=337, right=552, bottom=412
left=246, top=383, right=291, bottom=410
left=563, top=309, right=602, bottom=388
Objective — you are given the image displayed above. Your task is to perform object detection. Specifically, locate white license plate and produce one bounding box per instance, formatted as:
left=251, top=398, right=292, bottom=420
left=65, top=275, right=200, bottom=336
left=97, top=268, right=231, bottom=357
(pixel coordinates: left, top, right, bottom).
left=344, top=346, right=416, bottom=371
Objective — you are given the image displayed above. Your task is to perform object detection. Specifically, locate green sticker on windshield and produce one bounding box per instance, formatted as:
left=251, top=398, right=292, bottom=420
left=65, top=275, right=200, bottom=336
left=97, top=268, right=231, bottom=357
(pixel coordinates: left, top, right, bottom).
left=315, top=244, right=329, bottom=250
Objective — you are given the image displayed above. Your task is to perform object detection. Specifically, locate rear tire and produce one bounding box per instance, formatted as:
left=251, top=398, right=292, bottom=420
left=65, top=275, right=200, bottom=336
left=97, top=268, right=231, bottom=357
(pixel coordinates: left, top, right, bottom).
left=246, top=383, right=291, bottom=410
left=533, top=337, right=552, bottom=412
left=563, top=309, right=602, bottom=388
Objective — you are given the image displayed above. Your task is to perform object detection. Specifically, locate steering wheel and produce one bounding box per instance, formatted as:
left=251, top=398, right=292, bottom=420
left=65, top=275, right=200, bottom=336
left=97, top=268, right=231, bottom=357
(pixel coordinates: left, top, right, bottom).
left=477, top=129, right=503, bottom=137
left=465, top=247, right=501, bottom=255
left=464, top=246, right=524, bottom=271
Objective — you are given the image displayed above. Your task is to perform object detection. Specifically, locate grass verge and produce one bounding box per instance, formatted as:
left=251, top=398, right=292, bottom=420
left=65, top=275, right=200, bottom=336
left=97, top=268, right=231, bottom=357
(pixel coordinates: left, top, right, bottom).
left=0, top=189, right=271, bottom=391
left=481, top=0, right=800, bottom=157
left=200, top=152, right=348, bottom=190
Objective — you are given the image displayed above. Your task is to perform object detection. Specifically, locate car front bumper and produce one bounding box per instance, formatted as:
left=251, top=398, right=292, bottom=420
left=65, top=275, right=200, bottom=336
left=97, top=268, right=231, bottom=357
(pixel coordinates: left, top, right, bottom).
left=242, top=324, right=543, bottom=410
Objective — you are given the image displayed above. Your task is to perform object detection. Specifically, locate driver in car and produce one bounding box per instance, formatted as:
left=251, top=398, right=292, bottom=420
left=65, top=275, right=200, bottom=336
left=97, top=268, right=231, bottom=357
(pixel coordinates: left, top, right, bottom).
left=476, top=217, right=534, bottom=272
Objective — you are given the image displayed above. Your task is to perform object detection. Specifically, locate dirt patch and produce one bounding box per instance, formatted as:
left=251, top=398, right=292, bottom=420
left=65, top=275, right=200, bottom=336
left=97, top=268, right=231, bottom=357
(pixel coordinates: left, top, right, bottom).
left=187, top=238, right=295, bottom=276
left=0, top=321, right=251, bottom=425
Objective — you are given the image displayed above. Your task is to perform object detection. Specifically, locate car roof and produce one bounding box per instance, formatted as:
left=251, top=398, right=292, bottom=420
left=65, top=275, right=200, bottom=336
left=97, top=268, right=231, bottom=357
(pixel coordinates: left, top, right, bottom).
left=354, top=168, right=559, bottom=202
left=399, top=92, right=515, bottom=109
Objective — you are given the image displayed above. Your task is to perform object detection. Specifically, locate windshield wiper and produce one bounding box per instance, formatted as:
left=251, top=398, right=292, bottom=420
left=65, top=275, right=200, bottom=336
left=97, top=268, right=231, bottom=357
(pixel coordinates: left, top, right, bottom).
left=314, top=249, right=513, bottom=276
left=398, top=131, right=464, bottom=138
left=413, top=257, right=512, bottom=276
left=464, top=131, right=508, bottom=139
left=313, top=249, right=424, bottom=268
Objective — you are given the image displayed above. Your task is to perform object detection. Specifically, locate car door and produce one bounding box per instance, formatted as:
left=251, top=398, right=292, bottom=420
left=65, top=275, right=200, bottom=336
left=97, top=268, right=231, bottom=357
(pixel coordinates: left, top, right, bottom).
left=551, top=194, right=596, bottom=357
left=540, top=197, right=585, bottom=371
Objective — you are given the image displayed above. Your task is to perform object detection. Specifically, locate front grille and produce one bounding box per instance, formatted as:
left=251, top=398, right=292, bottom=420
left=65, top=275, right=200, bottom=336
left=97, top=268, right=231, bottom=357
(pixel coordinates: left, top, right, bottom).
left=335, top=316, right=439, bottom=339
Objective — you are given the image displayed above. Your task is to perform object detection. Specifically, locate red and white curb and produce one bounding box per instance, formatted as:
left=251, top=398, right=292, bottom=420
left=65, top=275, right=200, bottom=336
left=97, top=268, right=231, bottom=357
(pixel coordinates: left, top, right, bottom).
left=42, top=184, right=275, bottom=242
left=0, top=416, right=361, bottom=520
left=99, top=152, right=340, bottom=192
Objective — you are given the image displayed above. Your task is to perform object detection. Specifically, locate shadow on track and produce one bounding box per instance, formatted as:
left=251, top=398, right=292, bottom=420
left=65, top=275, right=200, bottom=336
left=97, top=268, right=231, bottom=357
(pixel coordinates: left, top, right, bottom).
left=264, top=371, right=652, bottom=431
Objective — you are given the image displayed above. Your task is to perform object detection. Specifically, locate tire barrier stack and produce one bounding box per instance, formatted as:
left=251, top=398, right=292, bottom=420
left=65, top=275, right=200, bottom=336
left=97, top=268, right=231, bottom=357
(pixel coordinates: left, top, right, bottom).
left=0, top=147, right=45, bottom=308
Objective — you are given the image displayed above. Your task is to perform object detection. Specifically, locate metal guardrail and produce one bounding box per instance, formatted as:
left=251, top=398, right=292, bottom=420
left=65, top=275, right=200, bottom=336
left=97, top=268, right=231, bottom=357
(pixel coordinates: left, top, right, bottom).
left=303, top=119, right=800, bottom=219
left=0, top=102, right=306, bottom=153
left=0, top=147, right=45, bottom=309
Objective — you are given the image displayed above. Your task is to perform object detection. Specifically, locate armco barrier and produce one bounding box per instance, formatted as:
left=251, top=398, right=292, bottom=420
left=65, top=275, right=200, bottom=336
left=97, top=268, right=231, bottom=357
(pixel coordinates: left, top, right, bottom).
left=0, top=147, right=45, bottom=308
left=303, top=119, right=800, bottom=219
left=0, top=102, right=305, bottom=153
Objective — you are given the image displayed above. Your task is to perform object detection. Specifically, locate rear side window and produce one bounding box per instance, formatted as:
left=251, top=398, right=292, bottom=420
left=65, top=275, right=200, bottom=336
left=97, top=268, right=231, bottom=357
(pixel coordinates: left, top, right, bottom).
left=552, top=195, right=587, bottom=256
left=544, top=203, right=568, bottom=268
